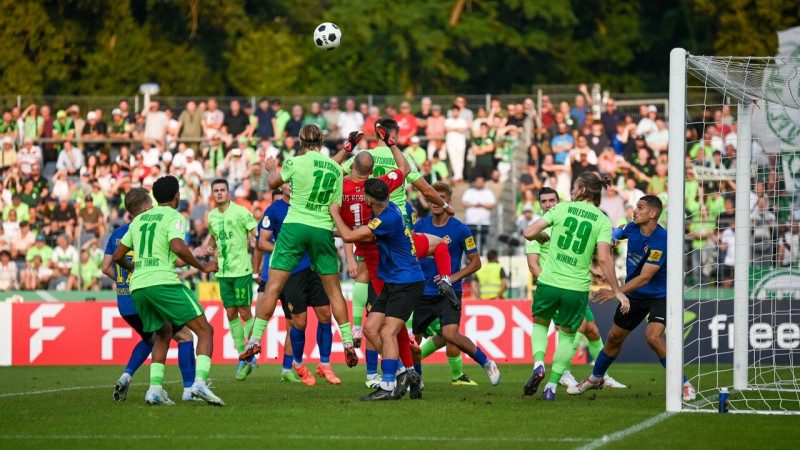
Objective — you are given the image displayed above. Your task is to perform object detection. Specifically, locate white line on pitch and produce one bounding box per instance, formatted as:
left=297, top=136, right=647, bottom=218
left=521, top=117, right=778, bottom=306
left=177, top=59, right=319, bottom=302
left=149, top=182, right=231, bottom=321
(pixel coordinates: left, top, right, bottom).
left=0, top=381, right=180, bottom=398
left=0, top=435, right=591, bottom=443
left=574, top=412, right=674, bottom=450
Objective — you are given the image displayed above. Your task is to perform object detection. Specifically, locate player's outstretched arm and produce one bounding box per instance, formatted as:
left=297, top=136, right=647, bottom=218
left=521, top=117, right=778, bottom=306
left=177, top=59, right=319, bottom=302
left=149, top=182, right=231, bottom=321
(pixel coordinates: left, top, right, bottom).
left=170, top=238, right=218, bottom=273
left=523, top=218, right=550, bottom=243
left=376, top=124, right=411, bottom=178
left=329, top=203, right=374, bottom=243
left=264, top=157, right=284, bottom=190
left=332, top=131, right=364, bottom=165
left=101, top=254, right=116, bottom=279
left=593, top=242, right=629, bottom=313
left=112, top=244, right=135, bottom=273
left=411, top=178, right=454, bottom=216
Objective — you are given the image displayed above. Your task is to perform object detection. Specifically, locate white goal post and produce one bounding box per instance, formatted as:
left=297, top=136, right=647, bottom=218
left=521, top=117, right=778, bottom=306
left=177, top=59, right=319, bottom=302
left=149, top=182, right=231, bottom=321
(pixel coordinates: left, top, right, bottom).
left=667, top=47, right=800, bottom=415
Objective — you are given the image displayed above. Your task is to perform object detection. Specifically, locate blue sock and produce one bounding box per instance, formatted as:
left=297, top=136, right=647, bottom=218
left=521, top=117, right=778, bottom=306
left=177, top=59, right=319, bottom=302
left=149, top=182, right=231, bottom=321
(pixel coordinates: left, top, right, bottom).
left=177, top=341, right=195, bottom=388
left=318, top=322, right=332, bottom=364
left=381, top=359, right=398, bottom=383
left=470, top=347, right=489, bottom=367
left=660, top=357, right=688, bottom=383
left=125, top=340, right=154, bottom=376
left=593, top=350, right=616, bottom=378
left=282, top=353, right=293, bottom=370
left=414, top=363, right=422, bottom=377
left=366, top=350, right=379, bottom=375
left=290, top=326, right=306, bottom=365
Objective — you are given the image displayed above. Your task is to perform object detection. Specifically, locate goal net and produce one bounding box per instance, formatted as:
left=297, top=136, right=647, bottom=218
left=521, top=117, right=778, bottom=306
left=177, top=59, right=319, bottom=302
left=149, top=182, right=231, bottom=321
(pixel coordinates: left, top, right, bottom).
left=667, top=46, right=800, bottom=415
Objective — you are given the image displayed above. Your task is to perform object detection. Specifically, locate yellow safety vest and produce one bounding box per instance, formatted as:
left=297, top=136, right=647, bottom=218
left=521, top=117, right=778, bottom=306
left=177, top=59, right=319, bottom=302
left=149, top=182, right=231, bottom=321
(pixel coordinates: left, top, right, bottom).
left=476, top=262, right=504, bottom=299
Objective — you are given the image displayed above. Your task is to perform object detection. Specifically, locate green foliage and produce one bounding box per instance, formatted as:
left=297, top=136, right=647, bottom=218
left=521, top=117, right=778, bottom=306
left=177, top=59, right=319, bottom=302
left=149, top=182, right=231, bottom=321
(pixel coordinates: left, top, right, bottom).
left=0, top=0, right=796, bottom=95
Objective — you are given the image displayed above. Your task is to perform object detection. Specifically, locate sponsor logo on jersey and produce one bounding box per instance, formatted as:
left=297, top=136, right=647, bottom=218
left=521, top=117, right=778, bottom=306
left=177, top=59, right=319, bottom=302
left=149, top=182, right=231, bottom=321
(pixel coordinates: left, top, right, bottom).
left=648, top=250, right=663, bottom=262
left=465, top=236, right=476, bottom=250
left=443, top=235, right=452, bottom=244
left=261, top=216, right=270, bottom=228
left=388, top=171, right=398, bottom=180
left=368, top=218, right=381, bottom=230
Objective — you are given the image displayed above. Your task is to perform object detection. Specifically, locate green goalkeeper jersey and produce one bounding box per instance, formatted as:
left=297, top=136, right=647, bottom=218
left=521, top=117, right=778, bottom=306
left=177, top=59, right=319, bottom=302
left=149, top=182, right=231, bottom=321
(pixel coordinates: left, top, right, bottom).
left=343, top=146, right=421, bottom=219
left=121, top=205, right=187, bottom=291
left=208, top=202, right=258, bottom=278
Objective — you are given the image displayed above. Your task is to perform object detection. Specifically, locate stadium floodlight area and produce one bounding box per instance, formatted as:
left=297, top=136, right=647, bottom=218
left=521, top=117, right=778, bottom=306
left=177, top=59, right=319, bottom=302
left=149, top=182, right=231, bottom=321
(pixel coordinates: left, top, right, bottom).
left=667, top=48, right=800, bottom=415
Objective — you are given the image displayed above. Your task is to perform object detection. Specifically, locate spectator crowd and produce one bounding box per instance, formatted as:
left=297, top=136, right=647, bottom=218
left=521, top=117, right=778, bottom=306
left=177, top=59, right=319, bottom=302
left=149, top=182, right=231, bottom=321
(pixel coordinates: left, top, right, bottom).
left=0, top=88, right=795, bottom=294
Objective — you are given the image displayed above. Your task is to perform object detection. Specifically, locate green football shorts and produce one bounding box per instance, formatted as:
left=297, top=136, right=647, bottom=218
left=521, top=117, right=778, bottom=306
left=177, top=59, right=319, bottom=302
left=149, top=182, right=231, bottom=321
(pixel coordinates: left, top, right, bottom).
left=552, top=303, right=594, bottom=327
left=270, top=223, right=339, bottom=275
left=218, top=274, right=254, bottom=308
left=532, top=283, right=589, bottom=332
left=131, top=284, right=204, bottom=333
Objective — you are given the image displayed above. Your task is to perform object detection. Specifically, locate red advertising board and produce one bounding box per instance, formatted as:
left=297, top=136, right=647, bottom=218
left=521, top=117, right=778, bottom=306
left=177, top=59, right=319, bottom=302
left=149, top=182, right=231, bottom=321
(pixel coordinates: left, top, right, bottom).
left=1, top=300, right=586, bottom=366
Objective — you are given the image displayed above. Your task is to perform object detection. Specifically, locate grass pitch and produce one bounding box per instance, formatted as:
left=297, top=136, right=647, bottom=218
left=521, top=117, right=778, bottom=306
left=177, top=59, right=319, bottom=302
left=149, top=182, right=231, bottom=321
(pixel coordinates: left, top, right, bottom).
left=0, top=363, right=795, bottom=449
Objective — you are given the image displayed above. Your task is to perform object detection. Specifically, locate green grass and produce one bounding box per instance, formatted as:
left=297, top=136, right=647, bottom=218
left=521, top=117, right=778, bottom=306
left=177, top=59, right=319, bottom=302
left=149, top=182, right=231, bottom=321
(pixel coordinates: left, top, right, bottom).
left=0, top=364, right=796, bottom=449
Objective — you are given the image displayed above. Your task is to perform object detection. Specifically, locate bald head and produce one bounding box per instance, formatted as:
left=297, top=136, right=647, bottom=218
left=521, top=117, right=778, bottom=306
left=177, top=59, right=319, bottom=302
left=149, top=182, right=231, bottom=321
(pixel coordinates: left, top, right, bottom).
left=353, top=152, right=375, bottom=175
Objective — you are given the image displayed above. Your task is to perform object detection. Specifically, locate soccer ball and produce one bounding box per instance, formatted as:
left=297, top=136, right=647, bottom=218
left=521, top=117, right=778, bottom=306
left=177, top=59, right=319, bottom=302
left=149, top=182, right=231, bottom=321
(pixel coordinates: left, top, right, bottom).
left=314, top=22, right=341, bottom=50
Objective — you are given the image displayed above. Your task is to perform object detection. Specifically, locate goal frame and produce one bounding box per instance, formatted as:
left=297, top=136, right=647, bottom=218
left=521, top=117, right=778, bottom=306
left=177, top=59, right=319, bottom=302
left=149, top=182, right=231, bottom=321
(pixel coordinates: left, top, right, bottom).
left=666, top=48, right=754, bottom=413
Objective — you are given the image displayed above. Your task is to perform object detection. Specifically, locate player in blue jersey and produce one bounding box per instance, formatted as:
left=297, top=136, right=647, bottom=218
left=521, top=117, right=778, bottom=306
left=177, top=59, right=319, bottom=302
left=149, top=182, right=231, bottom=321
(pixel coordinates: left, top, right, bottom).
left=255, top=183, right=339, bottom=386
left=568, top=195, right=696, bottom=400
left=412, top=182, right=500, bottom=393
left=103, top=188, right=201, bottom=402
left=330, top=178, right=428, bottom=401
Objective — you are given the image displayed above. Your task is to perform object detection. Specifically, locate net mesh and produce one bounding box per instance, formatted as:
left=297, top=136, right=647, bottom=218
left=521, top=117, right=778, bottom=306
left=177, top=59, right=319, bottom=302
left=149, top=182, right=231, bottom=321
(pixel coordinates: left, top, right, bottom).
left=681, top=55, right=800, bottom=414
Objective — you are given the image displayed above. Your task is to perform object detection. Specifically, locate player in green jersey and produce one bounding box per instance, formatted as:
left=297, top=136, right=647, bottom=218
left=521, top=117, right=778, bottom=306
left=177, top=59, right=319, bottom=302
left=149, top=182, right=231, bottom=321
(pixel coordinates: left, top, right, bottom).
left=522, top=172, right=629, bottom=401
left=241, top=124, right=358, bottom=367
left=526, top=186, right=627, bottom=391
left=206, top=179, right=259, bottom=380
left=113, top=176, right=223, bottom=406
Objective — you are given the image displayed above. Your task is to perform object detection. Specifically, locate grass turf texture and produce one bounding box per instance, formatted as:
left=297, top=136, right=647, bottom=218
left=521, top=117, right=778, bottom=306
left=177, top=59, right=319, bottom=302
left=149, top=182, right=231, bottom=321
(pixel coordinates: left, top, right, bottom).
left=0, top=363, right=796, bottom=449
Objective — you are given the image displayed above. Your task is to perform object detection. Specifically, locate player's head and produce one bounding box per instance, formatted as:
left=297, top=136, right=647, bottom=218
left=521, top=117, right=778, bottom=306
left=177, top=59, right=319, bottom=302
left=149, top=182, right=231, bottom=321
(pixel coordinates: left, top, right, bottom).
left=487, top=249, right=499, bottom=261
left=375, top=117, right=399, bottom=140
left=211, top=178, right=230, bottom=204
left=364, top=178, right=389, bottom=208
left=299, top=124, right=323, bottom=151
left=633, top=195, right=662, bottom=225
left=153, top=175, right=180, bottom=206
left=572, top=172, right=612, bottom=206
left=353, top=151, right=375, bottom=176
left=124, top=188, right=153, bottom=217
left=271, top=189, right=282, bottom=202
left=538, top=187, right=559, bottom=213
left=431, top=182, right=452, bottom=216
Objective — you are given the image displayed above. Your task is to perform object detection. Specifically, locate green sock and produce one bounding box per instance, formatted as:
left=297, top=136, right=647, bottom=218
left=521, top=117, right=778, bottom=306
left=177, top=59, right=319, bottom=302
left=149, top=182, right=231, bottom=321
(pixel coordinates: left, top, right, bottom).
left=447, top=355, right=464, bottom=381
left=573, top=332, right=586, bottom=351
left=549, top=329, right=576, bottom=384
left=196, top=355, right=211, bottom=382
left=587, top=337, right=606, bottom=374
left=351, top=282, right=368, bottom=327
left=229, top=318, right=245, bottom=353
left=532, top=323, right=549, bottom=363
left=251, top=318, right=268, bottom=341
left=420, top=338, right=439, bottom=360
left=150, top=362, right=165, bottom=386
left=338, top=322, right=353, bottom=345
left=243, top=317, right=254, bottom=341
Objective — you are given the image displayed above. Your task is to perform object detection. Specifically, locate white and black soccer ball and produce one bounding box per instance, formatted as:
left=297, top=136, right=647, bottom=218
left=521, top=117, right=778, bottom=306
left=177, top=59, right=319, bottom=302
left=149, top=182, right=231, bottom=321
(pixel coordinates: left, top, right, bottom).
left=314, top=22, right=341, bottom=50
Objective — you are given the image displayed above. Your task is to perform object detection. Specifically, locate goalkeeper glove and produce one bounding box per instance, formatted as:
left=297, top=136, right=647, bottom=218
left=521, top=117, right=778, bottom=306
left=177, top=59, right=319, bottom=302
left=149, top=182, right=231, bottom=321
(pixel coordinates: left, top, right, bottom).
left=343, top=131, right=364, bottom=152
left=375, top=123, right=396, bottom=147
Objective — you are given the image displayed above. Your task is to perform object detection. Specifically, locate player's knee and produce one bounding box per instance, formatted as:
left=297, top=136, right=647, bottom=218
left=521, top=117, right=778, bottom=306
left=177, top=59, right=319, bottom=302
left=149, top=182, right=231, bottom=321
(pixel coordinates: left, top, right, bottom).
left=645, top=329, right=664, bottom=348
left=441, top=326, right=459, bottom=342
left=226, top=309, right=238, bottom=321
left=584, top=323, right=601, bottom=341
left=292, top=315, right=307, bottom=330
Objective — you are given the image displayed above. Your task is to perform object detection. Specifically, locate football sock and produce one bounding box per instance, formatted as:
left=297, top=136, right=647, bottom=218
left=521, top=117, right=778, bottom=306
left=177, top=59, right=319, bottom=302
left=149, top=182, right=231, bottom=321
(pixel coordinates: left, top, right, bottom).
left=470, top=346, right=489, bottom=367
left=532, top=323, right=549, bottom=363
left=366, top=349, right=379, bottom=375
left=282, top=353, right=293, bottom=373
left=420, top=338, right=438, bottom=359
left=549, top=329, right=575, bottom=384
left=338, top=322, right=353, bottom=345
left=251, top=318, right=268, bottom=342
left=150, top=362, right=165, bottom=387
left=318, top=322, right=332, bottom=365
left=243, top=317, right=254, bottom=341
left=573, top=332, right=586, bottom=350
left=396, top=330, right=414, bottom=367
left=414, top=363, right=423, bottom=377
left=587, top=337, right=604, bottom=362
left=290, top=326, right=306, bottom=365
left=229, top=318, right=245, bottom=354
left=195, top=354, right=211, bottom=382
left=352, top=282, right=368, bottom=327
left=447, top=355, right=463, bottom=380
left=177, top=341, right=195, bottom=389
left=544, top=382, right=558, bottom=393
left=381, top=359, right=398, bottom=386
left=433, top=242, right=452, bottom=276
left=125, top=340, right=154, bottom=376
left=660, top=357, right=689, bottom=383
left=592, top=350, right=615, bottom=380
